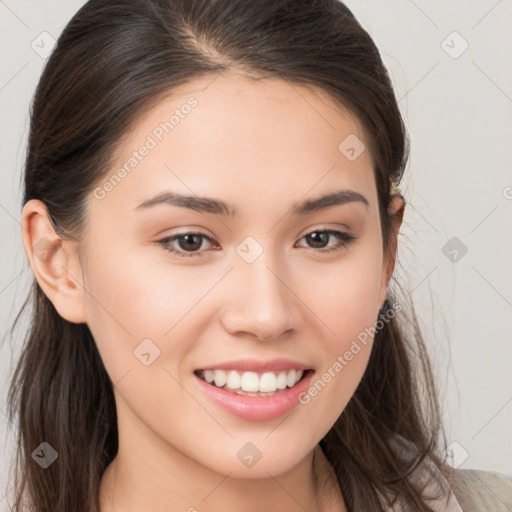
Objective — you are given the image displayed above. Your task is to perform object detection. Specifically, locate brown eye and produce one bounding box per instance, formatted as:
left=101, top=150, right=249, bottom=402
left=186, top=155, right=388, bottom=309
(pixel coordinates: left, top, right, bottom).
left=157, top=232, right=217, bottom=258
left=298, top=229, right=356, bottom=252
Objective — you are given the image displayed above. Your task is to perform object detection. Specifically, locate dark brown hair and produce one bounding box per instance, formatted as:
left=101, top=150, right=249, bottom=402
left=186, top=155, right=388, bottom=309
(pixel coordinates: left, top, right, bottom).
left=5, top=0, right=455, bottom=510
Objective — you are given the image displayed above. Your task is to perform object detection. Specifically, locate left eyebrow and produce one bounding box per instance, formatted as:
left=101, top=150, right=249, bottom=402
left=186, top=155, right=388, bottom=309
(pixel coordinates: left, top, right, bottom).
left=294, top=189, right=369, bottom=215
left=133, top=189, right=369, bottom=216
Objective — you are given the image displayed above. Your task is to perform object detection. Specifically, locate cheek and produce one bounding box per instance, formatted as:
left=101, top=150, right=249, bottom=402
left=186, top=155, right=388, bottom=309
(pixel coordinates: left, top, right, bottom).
left=82, top=239, right=229, bottom=387
left=297, top=241, right=384, bottom=344
left=81, top=243, right=179, bottom=379
left=293, top=242, right=383, bottom=420
left=83, top=240, right=188, bottom=334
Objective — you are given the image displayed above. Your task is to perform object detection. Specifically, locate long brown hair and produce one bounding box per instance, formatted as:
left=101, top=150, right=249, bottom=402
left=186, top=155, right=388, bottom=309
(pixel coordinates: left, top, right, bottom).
left=5, top=0, right=455, bottom=510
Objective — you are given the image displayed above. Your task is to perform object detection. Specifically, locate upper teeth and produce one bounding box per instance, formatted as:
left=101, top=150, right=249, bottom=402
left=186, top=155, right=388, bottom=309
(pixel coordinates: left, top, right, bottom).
left=202, top=369, right=304, bottom=393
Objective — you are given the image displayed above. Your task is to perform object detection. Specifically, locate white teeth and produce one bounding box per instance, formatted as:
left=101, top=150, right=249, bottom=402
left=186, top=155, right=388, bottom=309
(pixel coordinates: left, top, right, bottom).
left=213, top=369, right=227, bottom=387
left=276, top=371, right=287, bottom=389
left=240, top=371, right=260, bottom=392
left=259, top=372, right=277, bottom=392
left=226, top=370, right=241, bottom=390
left=286, top=369, right=297, bottom=388
left=204, top=370, right=215, bottom=384
left=200, top=369, right=306, bottom=393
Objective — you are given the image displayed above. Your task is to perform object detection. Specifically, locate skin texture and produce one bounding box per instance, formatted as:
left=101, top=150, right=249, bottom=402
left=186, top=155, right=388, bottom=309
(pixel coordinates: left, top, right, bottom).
left=21, top=69, right=405, bottom=511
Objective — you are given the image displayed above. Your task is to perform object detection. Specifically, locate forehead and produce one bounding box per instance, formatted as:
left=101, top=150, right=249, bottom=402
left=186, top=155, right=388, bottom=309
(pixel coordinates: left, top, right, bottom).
left=90, top=70, right=376, bottom=221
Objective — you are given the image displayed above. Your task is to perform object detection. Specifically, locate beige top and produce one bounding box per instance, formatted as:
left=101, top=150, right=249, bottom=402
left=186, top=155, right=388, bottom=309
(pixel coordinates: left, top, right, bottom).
left=383, top=435, right=512, bottom=511
left=446, top=468, right=512, bottom=512
left=387, top=455, right=512, bottom=511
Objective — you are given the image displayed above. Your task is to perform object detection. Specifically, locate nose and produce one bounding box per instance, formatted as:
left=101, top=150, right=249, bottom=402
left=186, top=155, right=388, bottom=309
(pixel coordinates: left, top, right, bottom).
left=220, top=253, right=299, bottom=341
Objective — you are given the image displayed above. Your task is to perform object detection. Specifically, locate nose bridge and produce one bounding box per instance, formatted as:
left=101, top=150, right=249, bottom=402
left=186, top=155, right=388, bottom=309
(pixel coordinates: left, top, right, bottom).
left=222, top=242, right=297, bottom=339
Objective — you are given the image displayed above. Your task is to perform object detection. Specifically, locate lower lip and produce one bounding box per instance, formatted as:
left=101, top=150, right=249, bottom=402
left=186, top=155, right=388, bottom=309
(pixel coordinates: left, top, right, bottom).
left=194, top=370, right=314, bottom=421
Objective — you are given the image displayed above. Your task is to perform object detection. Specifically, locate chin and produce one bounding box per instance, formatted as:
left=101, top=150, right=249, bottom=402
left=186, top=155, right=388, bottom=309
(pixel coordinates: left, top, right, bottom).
left=196, top=439, right=313, bottom=480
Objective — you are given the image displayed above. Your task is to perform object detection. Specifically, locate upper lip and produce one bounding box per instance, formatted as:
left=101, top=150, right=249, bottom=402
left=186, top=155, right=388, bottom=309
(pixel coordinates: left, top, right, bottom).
left=197, top=358, right=313, bottom=373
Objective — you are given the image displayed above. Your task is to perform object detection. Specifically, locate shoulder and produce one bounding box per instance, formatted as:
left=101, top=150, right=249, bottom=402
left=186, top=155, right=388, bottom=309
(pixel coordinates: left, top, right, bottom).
left=386, top=436, right=512, bottom=511
left=446, top=468, right=512, bottom=512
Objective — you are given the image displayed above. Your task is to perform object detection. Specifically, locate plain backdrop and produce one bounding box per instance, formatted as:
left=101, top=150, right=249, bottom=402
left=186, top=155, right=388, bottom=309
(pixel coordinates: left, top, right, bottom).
left=1, top=0, right=511, bottom=505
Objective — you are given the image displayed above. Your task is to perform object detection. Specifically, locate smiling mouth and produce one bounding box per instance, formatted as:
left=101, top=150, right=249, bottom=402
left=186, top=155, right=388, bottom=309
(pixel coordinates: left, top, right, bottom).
left=194, top=368, right=312, bottom=397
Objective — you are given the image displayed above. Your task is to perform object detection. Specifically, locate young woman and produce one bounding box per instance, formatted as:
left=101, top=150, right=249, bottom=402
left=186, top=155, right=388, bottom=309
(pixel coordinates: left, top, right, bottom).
left=5, top=0, right=512, bottom=511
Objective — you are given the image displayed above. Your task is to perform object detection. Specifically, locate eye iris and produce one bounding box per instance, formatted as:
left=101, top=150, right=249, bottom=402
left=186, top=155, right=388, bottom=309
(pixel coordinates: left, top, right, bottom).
left=179, top=234, right=202, bottom=251
left=307, top=232, right=328, bottom=248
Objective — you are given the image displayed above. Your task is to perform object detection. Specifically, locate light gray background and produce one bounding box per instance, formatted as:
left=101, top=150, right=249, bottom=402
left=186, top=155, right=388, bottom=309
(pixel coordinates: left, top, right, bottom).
left=1, top=0, right=511, bottom=505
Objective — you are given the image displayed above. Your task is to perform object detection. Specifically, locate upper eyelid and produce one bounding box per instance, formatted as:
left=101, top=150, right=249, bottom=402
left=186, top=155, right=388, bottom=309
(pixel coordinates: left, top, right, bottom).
left=159, top=222, right=352, bottom=237
left=158, top=226, right=351, bottom=242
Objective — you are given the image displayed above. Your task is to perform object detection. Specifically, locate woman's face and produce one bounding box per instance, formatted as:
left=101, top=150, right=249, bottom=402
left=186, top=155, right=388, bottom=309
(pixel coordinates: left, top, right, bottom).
left=74, top=70, right=402, bottom=478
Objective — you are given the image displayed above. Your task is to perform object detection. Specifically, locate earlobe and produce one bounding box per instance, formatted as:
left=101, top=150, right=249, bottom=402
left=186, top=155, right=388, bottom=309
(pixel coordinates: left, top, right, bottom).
left=21, top=200, right=87, bottom=324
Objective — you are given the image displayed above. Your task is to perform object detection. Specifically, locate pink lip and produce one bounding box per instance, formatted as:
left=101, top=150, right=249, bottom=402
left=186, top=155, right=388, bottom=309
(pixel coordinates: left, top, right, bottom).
left=197, top=358, right=313, bottom=372
left=194, top=369, right=314, bottom=421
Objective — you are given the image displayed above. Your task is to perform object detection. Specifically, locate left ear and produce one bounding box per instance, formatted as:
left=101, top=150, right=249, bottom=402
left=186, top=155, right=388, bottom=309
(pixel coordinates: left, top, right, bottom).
left=378, top=194, right=405, bottom=309
left=21, top=199, right=88, bottom=323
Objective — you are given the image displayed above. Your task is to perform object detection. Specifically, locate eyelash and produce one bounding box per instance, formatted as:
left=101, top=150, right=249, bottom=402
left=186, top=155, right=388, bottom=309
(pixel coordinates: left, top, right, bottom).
left=156, top=229, right=356, bottom=258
